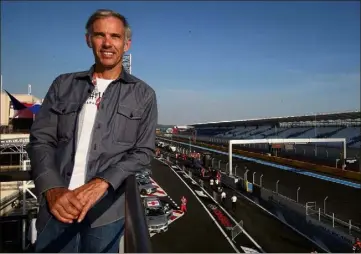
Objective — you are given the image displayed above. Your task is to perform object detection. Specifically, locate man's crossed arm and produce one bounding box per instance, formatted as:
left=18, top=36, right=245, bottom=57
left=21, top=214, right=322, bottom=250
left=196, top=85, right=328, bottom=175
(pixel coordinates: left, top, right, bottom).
left=26, top=76, right=158, bottom=223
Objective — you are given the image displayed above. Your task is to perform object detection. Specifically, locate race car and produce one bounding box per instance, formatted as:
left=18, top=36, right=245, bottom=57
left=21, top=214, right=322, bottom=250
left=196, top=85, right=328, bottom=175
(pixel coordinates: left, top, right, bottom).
left=143, top=197, right=173, bottom=233
left=137, top=177, right=157, bottom=195
left=135, top=168, right=152, bottom=180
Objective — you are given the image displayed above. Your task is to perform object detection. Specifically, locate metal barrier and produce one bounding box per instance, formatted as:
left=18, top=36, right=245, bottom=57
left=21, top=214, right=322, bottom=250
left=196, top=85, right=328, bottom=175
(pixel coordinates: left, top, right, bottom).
left=0, top=171, right=152, bottom=253
left=124, top=174, right=152, bottom=253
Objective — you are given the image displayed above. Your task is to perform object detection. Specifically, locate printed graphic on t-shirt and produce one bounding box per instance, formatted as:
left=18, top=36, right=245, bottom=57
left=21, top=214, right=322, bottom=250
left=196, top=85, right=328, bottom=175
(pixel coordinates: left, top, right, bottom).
left=85, top=88, right=103, bottom=109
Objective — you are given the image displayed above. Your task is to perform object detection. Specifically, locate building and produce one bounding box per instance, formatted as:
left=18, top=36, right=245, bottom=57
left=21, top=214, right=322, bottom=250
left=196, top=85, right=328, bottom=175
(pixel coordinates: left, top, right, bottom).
left=173, top=111, right=361, bottom=170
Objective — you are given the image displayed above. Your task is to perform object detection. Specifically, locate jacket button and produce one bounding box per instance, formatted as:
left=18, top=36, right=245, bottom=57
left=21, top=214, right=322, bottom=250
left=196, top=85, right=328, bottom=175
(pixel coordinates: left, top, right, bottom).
left=88, top=89, right=92, bottom=93
left=66, top=172, right=71, bottom=177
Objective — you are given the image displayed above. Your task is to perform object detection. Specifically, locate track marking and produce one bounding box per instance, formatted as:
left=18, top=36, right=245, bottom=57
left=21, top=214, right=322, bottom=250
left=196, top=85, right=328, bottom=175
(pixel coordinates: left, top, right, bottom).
left=177, top=166, right=264, bottom=252
left=157, top=159, right=241, bottom=253
left=140, top=177, right=168, bottom=197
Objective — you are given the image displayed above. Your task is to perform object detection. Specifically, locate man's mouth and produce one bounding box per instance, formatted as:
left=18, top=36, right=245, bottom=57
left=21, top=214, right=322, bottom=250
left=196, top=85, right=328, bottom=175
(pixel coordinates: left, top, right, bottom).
left=100, top=51, right=115, bottom=57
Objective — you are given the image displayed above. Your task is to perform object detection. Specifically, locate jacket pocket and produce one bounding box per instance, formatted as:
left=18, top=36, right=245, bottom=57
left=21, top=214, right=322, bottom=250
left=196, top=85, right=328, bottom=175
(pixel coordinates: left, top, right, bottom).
left=51, top=102, right=81, bottom=141
left=112, top=105, right=143, bottom=144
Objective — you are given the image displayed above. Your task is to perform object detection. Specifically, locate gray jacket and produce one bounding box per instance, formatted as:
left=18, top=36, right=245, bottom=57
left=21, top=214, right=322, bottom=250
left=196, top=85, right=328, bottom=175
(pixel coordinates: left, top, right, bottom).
left=26, top=65, right=157, bottom=233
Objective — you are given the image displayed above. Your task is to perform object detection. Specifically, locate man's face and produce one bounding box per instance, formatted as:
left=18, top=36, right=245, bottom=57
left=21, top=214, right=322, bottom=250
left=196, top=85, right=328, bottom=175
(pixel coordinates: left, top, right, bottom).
left=87, top=16, right=131, bottom=69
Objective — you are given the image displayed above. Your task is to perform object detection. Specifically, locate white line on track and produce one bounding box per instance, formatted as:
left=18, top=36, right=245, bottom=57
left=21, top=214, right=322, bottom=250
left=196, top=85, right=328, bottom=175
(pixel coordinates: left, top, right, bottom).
left=175, top=164, right=264, bottom=252
left=157, top=159, right=241, bottom=253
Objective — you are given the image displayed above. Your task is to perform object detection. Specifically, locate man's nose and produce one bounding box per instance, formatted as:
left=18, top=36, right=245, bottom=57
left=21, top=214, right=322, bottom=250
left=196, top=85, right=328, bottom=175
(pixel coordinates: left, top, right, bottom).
left=102, top=37, right=112, bottom=47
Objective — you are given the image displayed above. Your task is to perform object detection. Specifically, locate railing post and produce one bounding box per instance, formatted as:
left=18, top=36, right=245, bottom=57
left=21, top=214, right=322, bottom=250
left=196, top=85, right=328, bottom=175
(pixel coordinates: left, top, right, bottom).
left=218, top=160, right=221, bottom=169
left=252, top=172, right=256, bottom=184
left=235, top=165, right=238, bottom=176
left=318, top=208, right=321, bottom=221
left=244, top=170, right=249, bottom=182
left=226, top=163, right=229, bottom=173
left=349, top=220, right=352, bottom=234
left=260, top=174, right=263, bottom=187
left=332, top=213, right=335, bottom=228
left=276, top=180, right=279, bottom=194
left=212, top=158, right=215, bottom=168
left=297, top=187, right=300, bottom=202
left=324, top=196, right=328, bottom=214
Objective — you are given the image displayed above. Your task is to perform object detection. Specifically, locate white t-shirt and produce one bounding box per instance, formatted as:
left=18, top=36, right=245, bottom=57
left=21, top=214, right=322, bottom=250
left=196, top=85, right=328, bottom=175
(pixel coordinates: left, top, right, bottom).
left=221, top=192, right=226, bottom=198
left=231, top=196, right=237, bottom=202
left=210, top=179, right=214, bottom=185
left=68, top=78, right=113, bottom=190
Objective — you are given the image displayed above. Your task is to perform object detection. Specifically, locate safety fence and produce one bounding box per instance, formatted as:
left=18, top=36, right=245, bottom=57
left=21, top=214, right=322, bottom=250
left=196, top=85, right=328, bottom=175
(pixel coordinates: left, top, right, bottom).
left=0, top=164, right=152, bottom=253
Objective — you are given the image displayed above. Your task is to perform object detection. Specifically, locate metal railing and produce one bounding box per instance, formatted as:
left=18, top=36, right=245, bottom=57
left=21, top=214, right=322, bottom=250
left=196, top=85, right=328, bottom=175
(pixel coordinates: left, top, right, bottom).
left=0, top=170, right=152, bottom=253
left=124, top=174, right=152, bottom=253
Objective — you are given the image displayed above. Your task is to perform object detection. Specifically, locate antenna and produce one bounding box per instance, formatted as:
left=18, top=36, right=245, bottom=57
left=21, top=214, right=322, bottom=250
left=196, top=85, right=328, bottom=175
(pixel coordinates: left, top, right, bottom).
left=28, top=84, right=32, bottom=95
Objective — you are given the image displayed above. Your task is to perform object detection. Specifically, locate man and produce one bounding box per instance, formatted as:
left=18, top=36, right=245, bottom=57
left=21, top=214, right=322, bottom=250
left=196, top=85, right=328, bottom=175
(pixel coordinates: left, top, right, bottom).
left=353, top=238, right=361, bottom=253
left=180, top=196, right=187, bottom=213
left=231, top=194, right=237, bottom=212
left=221, top=191, right=226, bottom=204
left=26, top=9, right=157, bottom=253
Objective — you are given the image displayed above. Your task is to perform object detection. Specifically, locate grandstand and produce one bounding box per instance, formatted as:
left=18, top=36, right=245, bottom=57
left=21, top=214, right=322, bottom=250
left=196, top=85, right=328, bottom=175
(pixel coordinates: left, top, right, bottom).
left=174, top=111, right=361, bottom=171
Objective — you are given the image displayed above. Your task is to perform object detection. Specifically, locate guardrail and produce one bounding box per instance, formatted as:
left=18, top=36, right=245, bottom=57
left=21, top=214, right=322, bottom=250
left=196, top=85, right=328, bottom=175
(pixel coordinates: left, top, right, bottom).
left=0, top=170, right=152, bottom=253
left=124, top=174, right=152, bottom=253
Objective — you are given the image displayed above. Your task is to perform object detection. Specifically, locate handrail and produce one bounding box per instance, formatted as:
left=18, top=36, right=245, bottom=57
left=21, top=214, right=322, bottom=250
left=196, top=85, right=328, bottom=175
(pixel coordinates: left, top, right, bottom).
left=0, top=170, right=31, bottom=182
left=0, top=171, right=152, bottom=253
left=124, top=174, right=152, bottom=253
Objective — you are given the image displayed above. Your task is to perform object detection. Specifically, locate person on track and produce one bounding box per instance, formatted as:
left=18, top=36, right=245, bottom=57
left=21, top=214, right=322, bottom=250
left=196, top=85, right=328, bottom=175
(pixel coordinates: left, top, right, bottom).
left=231, top=194, right=237, bottom=212
left=216, top=170, right=221, bottom=182
left=201, top=167, right=206, bottom=178
left=180, top=196, right=188, bottom=213
left=353, top=238, right=361, bottom=253
left=221, top=191, right=226, bottom=204
left=210, top=178, right=214, bottom=186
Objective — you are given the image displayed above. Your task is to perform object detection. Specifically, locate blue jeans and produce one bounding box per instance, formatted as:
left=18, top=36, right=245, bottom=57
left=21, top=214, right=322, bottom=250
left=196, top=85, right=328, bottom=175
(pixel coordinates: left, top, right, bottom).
left=35, top=217, right=124, bottom=253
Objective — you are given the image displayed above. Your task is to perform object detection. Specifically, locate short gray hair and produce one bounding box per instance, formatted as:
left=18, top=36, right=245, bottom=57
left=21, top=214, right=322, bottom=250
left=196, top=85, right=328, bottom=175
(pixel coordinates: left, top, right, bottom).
left=85, top=9, right=132, bottom=41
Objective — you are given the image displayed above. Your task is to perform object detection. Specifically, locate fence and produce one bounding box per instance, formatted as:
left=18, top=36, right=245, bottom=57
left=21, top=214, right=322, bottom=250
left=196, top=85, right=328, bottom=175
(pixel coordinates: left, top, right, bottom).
left=216, top=159, right=360, bottom=236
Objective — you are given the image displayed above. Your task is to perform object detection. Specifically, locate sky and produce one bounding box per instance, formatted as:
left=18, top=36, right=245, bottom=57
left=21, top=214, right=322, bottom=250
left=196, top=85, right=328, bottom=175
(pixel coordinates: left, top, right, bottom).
left=1, top=1, right=360, bottom=125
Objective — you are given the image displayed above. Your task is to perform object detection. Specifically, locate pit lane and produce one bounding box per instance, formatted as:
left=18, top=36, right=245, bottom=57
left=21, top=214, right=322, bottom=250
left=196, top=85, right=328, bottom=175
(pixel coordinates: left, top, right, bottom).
left=165, top=156, right=324, bottom=253
left=149, top=159, right=240, bottom=253
left=162, top=139, right=360, bottom=225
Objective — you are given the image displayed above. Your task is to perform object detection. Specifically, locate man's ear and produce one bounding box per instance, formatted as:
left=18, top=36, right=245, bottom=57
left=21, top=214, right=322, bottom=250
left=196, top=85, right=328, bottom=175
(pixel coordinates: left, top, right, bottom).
left=123, top=39, right=131, bottom=52
left=85, top=34, right=92, bottom=48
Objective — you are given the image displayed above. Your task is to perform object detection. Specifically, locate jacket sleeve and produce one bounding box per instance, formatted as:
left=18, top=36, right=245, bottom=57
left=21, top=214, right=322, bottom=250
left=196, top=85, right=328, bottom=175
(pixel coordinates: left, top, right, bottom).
left=95, top=91, right=158, bottom=191
left=26, top=76, right=67, bottom=197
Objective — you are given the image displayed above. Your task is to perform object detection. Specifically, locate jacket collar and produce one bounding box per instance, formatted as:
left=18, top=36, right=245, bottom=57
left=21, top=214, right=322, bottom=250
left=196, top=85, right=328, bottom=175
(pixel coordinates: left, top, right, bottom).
left=74, top=64, right=136, bottom=84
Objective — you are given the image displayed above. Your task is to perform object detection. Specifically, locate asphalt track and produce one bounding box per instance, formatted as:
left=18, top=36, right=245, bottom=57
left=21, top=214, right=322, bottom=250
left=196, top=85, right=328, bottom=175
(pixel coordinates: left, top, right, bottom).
left=149, top=159, right=237, bottom=253
left=161, top=139, right=361, bottom=226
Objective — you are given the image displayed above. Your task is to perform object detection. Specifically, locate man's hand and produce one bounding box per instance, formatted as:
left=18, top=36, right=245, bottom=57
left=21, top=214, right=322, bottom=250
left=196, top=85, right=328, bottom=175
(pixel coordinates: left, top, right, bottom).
left=73, top=178, right=109, bottom=223
left=46, top=187, right=84, bottom=223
